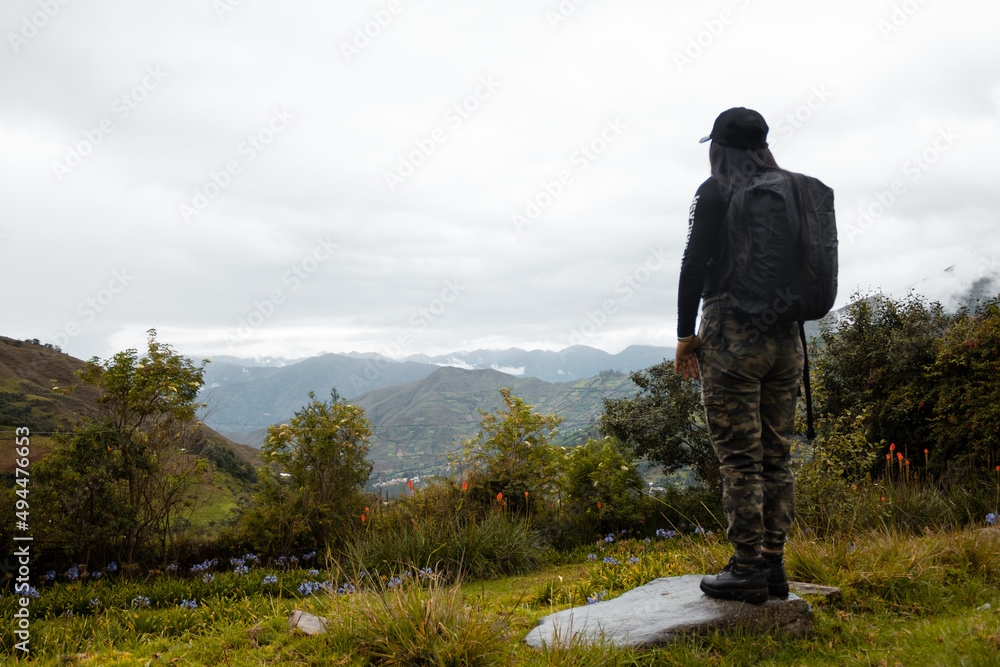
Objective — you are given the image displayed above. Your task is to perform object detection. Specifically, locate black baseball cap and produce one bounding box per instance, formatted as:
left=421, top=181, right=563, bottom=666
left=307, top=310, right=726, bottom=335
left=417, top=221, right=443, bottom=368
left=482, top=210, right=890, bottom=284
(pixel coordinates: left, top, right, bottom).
left=699, top=107, right=769, bottom=149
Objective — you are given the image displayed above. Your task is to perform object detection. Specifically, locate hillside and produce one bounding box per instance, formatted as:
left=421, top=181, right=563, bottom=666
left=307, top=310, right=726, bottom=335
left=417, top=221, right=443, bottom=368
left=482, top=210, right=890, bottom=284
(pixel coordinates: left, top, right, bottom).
left=0, top=336, right=261, bottom=512
left=198, top=345, right=674, bottom=434
left=228, top=366, right=638, bottom=482
left=199, top=353, right=440, bottom=432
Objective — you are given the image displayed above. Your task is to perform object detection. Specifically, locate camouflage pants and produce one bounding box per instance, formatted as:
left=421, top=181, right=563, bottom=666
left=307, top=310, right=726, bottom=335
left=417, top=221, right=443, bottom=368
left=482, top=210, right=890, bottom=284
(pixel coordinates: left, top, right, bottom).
left=696, top=298, right=804, bottom=558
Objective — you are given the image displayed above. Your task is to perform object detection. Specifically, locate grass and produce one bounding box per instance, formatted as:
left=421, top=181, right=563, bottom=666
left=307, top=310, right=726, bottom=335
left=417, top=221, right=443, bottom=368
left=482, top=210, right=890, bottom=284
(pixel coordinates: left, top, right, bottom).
left=5, top=526, right=999, bottom=665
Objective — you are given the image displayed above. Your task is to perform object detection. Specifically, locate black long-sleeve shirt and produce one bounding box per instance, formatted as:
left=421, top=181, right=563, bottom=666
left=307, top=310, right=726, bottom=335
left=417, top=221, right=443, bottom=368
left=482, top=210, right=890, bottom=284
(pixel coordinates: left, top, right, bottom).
left=677, top=177, right=727, bottom=337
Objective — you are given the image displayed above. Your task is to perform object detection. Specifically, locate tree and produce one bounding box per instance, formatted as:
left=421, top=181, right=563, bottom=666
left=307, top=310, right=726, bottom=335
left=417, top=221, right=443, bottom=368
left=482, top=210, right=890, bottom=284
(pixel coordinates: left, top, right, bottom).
left=34, top=330, right=208, bottom=568
left=457, top=387, right=563, bottom=515
left=599, top=361, right=719, bottom=487
left=248, top=390, right=373, bottom=552
left=923, top=296, right=1000, bottom=468
left=564, top=436, right=647, bottom=533
left=815, top=290, right=949, bottom=458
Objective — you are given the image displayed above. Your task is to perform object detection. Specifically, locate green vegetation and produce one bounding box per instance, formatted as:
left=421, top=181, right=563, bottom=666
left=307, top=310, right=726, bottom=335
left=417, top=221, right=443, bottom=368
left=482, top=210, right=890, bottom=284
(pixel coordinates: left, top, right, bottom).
left=233, top=390, right=374, bottom=555
left=5, top=518, right=999, bottom=664
left=600, top=361, right=719, bottom=488
left=4, top=290, right=1000, bottom=663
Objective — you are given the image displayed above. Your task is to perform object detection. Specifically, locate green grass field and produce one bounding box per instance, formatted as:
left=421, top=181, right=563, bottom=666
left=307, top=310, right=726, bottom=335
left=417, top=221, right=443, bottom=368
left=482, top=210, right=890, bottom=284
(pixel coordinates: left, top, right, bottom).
left=5, top=527, right=999, bottom=666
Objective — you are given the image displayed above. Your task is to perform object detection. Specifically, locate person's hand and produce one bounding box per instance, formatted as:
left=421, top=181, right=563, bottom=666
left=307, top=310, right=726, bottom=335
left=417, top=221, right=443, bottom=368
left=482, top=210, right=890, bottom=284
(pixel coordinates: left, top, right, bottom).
left=675, top=337, right=702, bottom=380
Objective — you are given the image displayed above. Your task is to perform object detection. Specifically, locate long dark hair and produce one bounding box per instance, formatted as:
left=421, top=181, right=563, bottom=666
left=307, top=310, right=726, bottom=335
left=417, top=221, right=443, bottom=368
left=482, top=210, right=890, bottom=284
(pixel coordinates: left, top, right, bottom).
left=708, top=142, right=814, bottom=282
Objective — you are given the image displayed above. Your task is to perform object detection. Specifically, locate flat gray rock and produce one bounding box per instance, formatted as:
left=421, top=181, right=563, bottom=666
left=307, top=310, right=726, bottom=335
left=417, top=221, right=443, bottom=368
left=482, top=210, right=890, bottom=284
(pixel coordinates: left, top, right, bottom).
left=789, top=581, right=842, bottom=600
left=287, top=610, right=328, bottom=636
left=525, top=574, right=811, bottom=649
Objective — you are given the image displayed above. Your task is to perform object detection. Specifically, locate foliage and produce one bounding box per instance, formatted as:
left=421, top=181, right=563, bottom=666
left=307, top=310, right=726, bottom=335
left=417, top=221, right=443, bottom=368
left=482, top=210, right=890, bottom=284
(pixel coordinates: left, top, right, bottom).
left=814, top=291, right=948, bottom=475
left=922, top=296, right=1000, bottom=469
left=792, top=408, right=882, bottom=531
left=562, top=437, right=647, bottom=536
left=455, top=387, right=563, bottom=516
left=237, top=390, right=372, bottom=555
left=32, top=330, right=209, bottom=568
left=599, top=360, right=719, bottom=488
left=348, top=504, right=543, bottom=581
left=5, top=522, right=1000, bottom=665
left=337, top=577, right=511, bottom=666
left=814, top=290, right=1000, bottom=483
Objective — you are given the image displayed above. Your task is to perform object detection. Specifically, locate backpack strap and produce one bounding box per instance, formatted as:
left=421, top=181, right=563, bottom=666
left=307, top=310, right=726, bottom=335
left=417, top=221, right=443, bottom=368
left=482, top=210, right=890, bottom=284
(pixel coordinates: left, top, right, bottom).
left=798, top=321, right=816, bottom=440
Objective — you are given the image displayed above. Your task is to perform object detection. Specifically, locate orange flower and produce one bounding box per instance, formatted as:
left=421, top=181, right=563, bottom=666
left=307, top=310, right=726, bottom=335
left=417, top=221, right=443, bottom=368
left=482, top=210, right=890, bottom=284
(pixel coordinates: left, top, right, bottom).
left=889, top=443, right=895, bottom=451
left=886, top=454, right=891, bottom=460
left=897, top=452, right=903, bottom=461
left=462, top=481, right=467, bottom=491
left=497, top=492, right=502, bottom=501
left=597, top=501, right=602, bottom=508
left=924, top=449, right=929, bottom=455
left=408, top=480, right=413, bottom=489
left=361, top=514, right=366, bottom=522
left=881, top=496, right=886, bottom=502
left=525, top=491, right=529, bottom=497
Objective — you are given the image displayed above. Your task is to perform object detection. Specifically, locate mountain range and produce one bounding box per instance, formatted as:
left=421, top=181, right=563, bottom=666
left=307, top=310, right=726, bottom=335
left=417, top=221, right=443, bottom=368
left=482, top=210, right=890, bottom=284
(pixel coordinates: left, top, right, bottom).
left=229, top=366, right=639, bottom=482
left=199, top=344, right=674, bottom=434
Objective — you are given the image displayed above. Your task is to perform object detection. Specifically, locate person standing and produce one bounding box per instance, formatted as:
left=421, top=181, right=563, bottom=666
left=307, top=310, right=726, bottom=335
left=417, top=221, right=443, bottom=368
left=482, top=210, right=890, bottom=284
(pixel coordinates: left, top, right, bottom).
left=674, top=107, right=831, bottom=604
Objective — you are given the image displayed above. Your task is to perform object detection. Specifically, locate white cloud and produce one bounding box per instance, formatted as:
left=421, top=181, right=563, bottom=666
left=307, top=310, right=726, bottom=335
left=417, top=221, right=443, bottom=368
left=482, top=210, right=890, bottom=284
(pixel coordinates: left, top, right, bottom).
left=2, top=0, right=999, bottom=360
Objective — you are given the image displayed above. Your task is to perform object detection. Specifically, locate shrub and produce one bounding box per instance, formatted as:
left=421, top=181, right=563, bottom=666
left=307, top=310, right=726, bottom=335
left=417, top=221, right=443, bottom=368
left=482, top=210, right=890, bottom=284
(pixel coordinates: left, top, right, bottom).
left=336, top=578, right=509, bottom=666
left=346, top=508, right=542, bottom=581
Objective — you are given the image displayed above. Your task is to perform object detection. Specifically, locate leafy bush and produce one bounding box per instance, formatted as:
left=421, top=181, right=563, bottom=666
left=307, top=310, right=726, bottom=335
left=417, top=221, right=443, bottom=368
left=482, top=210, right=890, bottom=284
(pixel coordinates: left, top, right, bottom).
left=347, top=508, right=542, bottom=581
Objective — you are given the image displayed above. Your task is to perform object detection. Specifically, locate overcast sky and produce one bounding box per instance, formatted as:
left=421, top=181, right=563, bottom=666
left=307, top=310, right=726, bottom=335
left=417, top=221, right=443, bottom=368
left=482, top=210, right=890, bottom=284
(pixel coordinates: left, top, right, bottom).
left=2, top=0, right=998, bottom=363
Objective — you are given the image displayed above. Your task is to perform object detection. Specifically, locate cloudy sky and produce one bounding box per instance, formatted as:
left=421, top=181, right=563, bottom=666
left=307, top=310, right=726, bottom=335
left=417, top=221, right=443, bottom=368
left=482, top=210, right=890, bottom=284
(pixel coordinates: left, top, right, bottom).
left=2, top=0, right=998, bottom=363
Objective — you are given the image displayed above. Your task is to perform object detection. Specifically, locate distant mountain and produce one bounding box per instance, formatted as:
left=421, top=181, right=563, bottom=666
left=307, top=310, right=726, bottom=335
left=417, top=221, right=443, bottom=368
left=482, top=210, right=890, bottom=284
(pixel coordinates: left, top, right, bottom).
left=199, top=353, right=440, bottom=432
left=404, top=344, right=674, bottom=383
left=199, top=345, right=674, bottom=433
left=228, top=366, right=637, bottom=481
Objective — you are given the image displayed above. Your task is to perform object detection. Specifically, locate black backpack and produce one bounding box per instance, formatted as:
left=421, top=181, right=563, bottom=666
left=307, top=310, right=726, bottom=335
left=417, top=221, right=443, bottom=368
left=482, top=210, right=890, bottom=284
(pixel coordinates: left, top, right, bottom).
left=724, top=170, right=837, bottom=440
left=725, top=170, right=838, bottom=324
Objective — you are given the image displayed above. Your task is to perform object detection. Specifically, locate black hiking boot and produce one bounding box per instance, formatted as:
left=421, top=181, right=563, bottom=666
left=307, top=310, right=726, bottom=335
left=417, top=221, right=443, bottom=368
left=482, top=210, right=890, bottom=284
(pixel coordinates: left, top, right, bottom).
left=700, top=555, right=768, bottom=604
left=762, top=551, right=789, bottom=598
